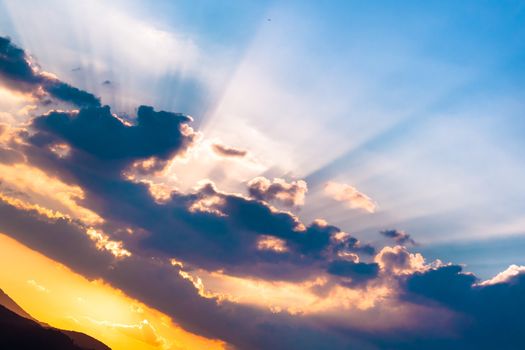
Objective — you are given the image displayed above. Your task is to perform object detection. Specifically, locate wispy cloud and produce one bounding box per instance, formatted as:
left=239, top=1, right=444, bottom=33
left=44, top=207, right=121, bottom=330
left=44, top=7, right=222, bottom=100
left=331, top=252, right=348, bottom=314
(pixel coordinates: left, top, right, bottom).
left=380, top=229, right=417, bottom=246
left=27, top=279, right=50, bottom=293
left=211, top=143, right=247, bottom=158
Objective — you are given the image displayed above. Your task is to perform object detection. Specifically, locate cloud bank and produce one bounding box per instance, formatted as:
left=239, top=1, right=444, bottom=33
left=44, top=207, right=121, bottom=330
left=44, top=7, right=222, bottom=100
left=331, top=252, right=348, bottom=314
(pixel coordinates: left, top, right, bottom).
left=1, top=36, right=525, bottom=350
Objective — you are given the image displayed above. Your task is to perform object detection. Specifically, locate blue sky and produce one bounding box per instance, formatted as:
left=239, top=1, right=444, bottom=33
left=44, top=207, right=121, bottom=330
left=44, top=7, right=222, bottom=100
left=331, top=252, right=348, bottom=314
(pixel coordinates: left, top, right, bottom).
left=1, top=0, right=524, bottom=280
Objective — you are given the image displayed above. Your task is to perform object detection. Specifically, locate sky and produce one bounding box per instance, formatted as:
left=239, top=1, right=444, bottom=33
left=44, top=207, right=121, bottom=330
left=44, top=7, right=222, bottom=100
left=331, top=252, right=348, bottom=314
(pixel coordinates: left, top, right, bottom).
left=0, top=1, right=525, bottom=349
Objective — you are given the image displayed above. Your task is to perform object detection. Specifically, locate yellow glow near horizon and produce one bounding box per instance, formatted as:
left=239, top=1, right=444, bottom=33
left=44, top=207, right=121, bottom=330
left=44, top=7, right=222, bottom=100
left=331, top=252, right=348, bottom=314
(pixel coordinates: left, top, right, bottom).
left=0, top=233, right=225, bottom=350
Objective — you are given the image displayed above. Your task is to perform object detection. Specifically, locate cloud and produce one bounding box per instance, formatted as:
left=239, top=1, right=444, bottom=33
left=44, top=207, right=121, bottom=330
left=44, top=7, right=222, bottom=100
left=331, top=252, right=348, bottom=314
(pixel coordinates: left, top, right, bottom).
left=43, top=80, right=100, bottom=108
left=380, top=229, right=417, bottom=246
left=479, top=264, right=525, bottom=286
left=32, top=105, right=195, bottom=165
left=86, top=318, right=167, bottom=348
left=211, top=143, right=247, bottom=158
left=0, top=146, right=25, bottom=164
left=5, top=37, right=525, bottom=350
left=3, top=45, right=381, bottom=286
left=375, top=245, right=425, bottom=274
left=0, top=36, right=100, bottom=108
left=0, top=196, right=375, bottom=349
left=257, top=235, right=288, bottom=253
left=247, top=176, right=307, bottom=207
left=139, top=182, right=346, bottom=280
left=324, top=181, right=376, bottom=213
left=4, top=134, right=525, bottom=349
left=0, top=36, right=41, bottom=91
left=0, top=161, right=102, bottom=225
left=331, top=230, right=376, bottom=256
left=327, top=260, right=380, bottom=285
left=23, top=107, right=368, bottom=281
left=399, top=263, right=525, bottom=349
left=0, top=197, right=114, bottom=279
left=27, top=279, right=50, bottom=293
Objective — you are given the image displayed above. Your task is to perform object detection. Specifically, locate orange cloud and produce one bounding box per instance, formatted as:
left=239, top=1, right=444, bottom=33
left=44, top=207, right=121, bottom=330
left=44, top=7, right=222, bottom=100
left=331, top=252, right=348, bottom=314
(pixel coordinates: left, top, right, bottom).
left=257, top=236, right=288, bottom=253
left=0, top=163, right=102, bottom=224
left=374, top=245, right=426, bottom=274
left=324, top=181, right=377, bottom=213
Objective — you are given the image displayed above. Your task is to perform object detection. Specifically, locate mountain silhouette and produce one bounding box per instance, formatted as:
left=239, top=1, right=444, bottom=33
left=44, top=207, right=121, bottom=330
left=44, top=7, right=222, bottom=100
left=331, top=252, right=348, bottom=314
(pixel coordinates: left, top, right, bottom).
left=0, top=288, right=110, bottom=350
left=0, top=304, right=86, bottom=349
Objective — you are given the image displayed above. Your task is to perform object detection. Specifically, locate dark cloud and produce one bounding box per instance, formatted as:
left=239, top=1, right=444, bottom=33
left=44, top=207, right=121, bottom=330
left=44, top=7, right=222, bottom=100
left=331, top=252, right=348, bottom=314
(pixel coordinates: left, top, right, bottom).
left=332, top=234, right=376, bottom=256
left=327, top=260, right=380, bottom=285
left=380, top=229, right=417, bottom=246
left=24, top=106, right=374, bottom=282
left=43, top=80, right=100, bottom=108
left=32, top=105, right=194, bottom=166
left=0, top=36, right=100, bottom=108
left=212, top=143, right=247, bottom=157
left=141, top=183, right=343, bottom=280
left=247, top=176, right=307, bottom=207
left=0, top=36, right=40, bottom=91
left=402, top=265, right=525, bottom=349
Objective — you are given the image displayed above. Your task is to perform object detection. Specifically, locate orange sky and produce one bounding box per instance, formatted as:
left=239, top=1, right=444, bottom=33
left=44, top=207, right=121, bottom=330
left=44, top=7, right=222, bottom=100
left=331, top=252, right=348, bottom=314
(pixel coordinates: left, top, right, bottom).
left=0, top=233, right=225, bottom=350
